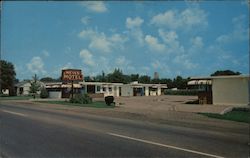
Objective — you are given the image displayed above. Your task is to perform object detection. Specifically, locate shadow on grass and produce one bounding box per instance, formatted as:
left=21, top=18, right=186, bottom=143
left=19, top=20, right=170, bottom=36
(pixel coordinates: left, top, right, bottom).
left=198, top=108, right=250, bottom=123
left=0, top=96, right=33, bottom=100
left=35, top=100, right=115, bottom=108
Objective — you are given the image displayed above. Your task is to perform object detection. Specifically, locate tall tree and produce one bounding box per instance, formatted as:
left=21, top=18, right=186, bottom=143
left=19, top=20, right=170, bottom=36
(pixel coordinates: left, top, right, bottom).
left=211, top=70, right=241, bottom=76
left=40, top=77, right=56, bottom=82
left=0, top=60, right=16, bottom=95
left=130, top=74, right=139, bottom=81
left=172, top=76, right=188, bottom=89
left=29, top=74, right=41, bottom=99
left=107, top=68, right=125, bottom=83
left=138, top=75, right=151, bottom=84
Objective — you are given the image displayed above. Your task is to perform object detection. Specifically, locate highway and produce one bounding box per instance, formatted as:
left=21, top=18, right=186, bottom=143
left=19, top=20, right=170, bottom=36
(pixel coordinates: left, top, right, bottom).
left=0, top=103, right=249, bottom=158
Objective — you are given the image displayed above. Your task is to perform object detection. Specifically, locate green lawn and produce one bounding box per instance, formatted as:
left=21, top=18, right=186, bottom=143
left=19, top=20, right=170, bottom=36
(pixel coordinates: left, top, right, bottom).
left=198, top=108, right=250, bottom=123
left=35, top=100, right=115, bottom=108
left=0, top=96, right=33, bottom=100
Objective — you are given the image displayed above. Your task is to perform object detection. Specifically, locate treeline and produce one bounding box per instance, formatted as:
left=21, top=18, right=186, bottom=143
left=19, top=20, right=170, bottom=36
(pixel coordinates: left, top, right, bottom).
left=84, top=69, right=189, bottom=89
left=40, top=69, right=242, bottom=90
left=40, top=69, right=189, bottom=89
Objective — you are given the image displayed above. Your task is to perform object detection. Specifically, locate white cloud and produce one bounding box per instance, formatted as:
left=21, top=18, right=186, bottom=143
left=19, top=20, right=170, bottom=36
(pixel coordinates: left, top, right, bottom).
left=126, top=17, right=145, bottom=46
left=158, top=29, right=185, bottom=54
left=173, top=55, right=197, bottom=70
left=126, top=17, right=144, bottom=29
left=26, top=56, right=46, bottom=74
left=79, top=49, right=95, bottom=67
left=151, top=60, right=171, bottom=74
left=89, top=36, right=112, bottom=53
left=191, top=36, right=203, bottom=48
left=216, top=14, right=249, bottom=44
left=150, top=8, right=207, bottom=30
left=115, top=56, right=129, bottom=66
left=78, top=28, right=127, bottom=53
left=62, top=62, right=73, bottom=70
left=188, top=36, right=203, bottom=54
left=78, top=29, right=96, bottom=39
left=145, top=35, right=166, bottom=52
left=140, top=66, right=150, bottom=76
left=151, top=60, right=161, bottom=69
left=114, top=56, right=135, bottom=74
left=81, top=1, right=107, bottom=13
left=115, top=56, right=127, bottom=66
left=42, top=50, right=50, bottom=57
left=81, top=16, right=91, bottom=25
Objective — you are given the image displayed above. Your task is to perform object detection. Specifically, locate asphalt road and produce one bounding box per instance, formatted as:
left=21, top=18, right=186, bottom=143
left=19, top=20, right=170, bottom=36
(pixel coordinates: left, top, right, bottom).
left=0, top=103, right=249, bottom=158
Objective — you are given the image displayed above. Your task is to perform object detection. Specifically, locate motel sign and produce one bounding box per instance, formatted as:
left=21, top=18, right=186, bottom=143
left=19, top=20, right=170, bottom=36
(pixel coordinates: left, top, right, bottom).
left=61, top=69, right=83, bottom=82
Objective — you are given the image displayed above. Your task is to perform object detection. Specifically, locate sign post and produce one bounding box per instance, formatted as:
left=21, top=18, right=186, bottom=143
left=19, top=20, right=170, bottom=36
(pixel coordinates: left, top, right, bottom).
left=61, top=69, right=83, bottom=99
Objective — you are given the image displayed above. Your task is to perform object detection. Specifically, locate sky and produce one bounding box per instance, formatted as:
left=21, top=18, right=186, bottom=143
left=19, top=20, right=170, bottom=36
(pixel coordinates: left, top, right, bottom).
left=1, top=1, right=249, bottom=80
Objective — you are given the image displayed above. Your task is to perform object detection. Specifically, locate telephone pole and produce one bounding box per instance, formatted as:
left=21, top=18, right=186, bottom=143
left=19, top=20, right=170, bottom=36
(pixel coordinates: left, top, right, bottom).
left=0, top=0, right=2, bottom=93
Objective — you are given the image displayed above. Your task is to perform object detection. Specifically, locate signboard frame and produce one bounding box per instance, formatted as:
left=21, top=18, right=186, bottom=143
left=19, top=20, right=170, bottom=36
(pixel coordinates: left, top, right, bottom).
left=61, top=69, right=83, bottom=99
left=61, top=69, right=83, bottom=82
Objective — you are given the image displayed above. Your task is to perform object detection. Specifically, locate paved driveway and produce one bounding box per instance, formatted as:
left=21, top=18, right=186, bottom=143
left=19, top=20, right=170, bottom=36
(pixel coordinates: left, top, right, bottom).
left=115, top=95, right=232, bottom=114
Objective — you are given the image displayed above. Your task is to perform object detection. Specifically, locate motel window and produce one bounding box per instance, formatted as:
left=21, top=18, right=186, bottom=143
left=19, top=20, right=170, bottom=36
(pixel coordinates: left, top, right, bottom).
left=109, top=87, right=112, bottom=92
left=97, top=86, right=101, bottom=92
left=103, top=87, right=106, bottom=92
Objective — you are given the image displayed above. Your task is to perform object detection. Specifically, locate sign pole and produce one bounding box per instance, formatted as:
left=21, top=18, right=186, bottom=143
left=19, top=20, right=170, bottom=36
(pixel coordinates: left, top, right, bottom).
left=71, top=80, right=74, bottom=99
left=61, top=69, right=83, bottom=99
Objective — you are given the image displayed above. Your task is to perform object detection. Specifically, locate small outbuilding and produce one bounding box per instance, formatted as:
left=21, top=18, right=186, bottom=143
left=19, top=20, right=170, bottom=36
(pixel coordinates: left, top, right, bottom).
left=211, top=75, right=249, bottom=106
left=188, top=75, right=249, bottom=106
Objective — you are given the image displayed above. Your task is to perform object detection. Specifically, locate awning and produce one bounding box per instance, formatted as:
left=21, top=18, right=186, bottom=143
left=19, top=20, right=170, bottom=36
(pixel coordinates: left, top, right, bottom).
left=61, top=84, right=82, bottom=88
left=188, top=80, right=212, bottom=85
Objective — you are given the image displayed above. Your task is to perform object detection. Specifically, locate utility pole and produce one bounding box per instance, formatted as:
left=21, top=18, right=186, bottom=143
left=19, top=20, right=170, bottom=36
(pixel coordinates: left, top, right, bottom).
left=0, top=1, right=3, bottom=94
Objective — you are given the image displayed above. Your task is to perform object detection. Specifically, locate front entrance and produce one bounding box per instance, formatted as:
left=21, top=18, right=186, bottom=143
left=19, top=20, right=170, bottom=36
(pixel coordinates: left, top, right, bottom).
left=133, top=88, right=144, bottom=96
left=87, top=85, right=95, bottom=94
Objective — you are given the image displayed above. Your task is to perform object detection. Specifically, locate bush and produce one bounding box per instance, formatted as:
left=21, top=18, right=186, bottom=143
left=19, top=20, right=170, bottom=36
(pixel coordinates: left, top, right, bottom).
left=164, top=89, right=198, bottom=96
left=40, top=88, right=49, bottom=98
left=233, top=107, right=250, bottom=112
left=70, top=94, right=92, bottom=104
left=105, top=96, right=115, bottom=106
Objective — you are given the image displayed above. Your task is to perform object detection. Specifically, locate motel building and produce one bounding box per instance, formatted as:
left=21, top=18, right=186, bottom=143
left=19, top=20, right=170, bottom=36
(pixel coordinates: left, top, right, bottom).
left=14, top=69, right=167, bottom=99
left=44, top=81, right=167, bottom=99
left=188, top=75, right=250, bottom=106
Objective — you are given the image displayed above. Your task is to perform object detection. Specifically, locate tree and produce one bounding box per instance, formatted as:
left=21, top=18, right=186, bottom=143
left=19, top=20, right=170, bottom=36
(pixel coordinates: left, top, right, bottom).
left=40, top=87, right=49, bottom=98
left=130, top=74, right=139, bottom=81
left=107, top=68, right=125, bottom=83
left=159, top=78, right=173, bottom=87
left=138, top=75, right=151, bottom=84
left=210, top=70, right=241, bottom=76
left=95, top=71, right=107, bottom=82
left=29, top=74, right=41, bottom=99
left=0, top=60, right=16, bottom=96
left=40, top=77, right=55, bottom=82
left=151, top=78, right=160, bottom=84
left=172, top=76, right=188, bottom=89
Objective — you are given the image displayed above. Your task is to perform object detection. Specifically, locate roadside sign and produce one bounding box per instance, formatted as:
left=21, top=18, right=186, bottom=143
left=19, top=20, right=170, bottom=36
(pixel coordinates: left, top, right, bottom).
left=61, top=69, right=83, bottom=82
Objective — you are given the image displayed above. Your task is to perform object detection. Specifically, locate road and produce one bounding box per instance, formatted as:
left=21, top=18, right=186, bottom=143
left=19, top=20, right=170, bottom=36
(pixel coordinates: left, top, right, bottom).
left=0, top=103, right=249, bottom=158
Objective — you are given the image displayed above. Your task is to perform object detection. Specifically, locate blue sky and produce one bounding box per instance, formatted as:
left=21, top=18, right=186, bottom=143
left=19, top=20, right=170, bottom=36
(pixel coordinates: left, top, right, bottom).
left=2, top=1, right=249, bottom=80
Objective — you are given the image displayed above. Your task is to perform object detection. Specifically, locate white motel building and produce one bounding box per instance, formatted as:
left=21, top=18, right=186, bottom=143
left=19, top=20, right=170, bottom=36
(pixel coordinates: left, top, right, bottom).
left=44, top=81, right=168, bottom=99
left=188, top=75, right=249, bottom=106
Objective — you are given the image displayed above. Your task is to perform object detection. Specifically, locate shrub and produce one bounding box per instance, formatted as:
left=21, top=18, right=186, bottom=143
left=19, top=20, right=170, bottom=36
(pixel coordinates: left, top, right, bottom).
left=40, top=87, right=49, bottom=98
left=70, top=93, right=92, bottom=104
left=164, top=89, right=198, bottom=96
left=105, top=96, right=115, bottom=106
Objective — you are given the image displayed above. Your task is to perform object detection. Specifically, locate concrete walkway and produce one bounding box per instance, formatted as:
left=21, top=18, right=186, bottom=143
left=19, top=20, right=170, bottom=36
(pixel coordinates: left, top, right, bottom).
left=115, top=95, right=232, bottom=114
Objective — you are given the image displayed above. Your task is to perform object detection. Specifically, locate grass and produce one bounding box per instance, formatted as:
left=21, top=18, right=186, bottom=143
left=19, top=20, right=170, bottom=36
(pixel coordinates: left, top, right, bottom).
left=35, top=100, right=115, bottom=108
left=0, top=95, right=33, bottom=100
left=198, top=108, right=250, bottom=123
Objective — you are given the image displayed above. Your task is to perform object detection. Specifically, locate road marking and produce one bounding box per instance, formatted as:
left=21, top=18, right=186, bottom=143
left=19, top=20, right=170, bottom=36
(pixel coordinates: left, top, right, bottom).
left=107, top=132, right=224, bottom=158
left=2, top=110, right=27, bottom=117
